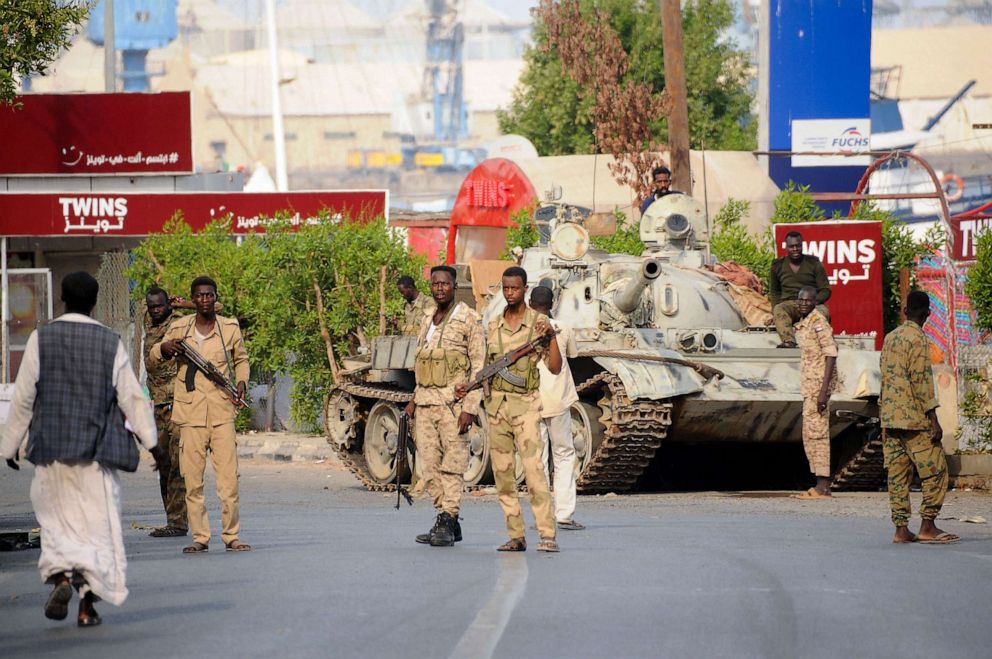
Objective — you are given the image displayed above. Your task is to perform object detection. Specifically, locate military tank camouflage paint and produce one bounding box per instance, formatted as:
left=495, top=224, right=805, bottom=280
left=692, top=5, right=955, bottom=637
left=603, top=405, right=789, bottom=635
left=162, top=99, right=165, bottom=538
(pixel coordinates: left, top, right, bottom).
left=324, top=193, right=884, bottom=493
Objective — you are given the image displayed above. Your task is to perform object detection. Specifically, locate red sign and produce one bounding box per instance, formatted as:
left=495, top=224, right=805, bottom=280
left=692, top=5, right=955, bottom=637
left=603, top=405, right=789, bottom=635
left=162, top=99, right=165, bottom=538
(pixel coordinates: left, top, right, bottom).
left=448, top=158, right=537, bottom=262
left=0, top=93, right=193, bottom=175
left=0, top=191, right=388, bottom=236
left=774, top=221, right=884, bottom=348
left=950, top=216, right=991, bottom=262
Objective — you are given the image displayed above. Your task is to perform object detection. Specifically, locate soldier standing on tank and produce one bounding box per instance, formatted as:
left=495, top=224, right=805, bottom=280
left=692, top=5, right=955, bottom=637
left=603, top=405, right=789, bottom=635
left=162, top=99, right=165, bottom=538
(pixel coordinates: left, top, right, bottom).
left=768, top=231, right=831, bottom=348
left=465, top=266, right=561, bottom=553
left=880, top=291, right=959, bottom=545
left=404, top=265, right=484, bottom=547
left=398, top=275, right=433, bottom=336
left=792, top=286, right=838, bottom=500
left=144, top=288, right=189, bottom=537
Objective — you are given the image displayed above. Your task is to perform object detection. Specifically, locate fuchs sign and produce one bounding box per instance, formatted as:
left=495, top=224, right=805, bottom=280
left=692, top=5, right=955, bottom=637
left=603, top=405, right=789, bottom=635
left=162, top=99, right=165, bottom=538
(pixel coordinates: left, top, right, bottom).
left=0, top=92, right=193, bottom=175
left=774, top=220, right=884, bottom=348
left=0, top=191, right=388, bottom=236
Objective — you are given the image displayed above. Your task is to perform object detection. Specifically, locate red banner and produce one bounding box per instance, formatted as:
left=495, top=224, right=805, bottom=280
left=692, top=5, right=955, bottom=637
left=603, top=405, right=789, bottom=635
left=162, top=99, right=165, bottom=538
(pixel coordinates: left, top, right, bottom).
left=0, top=93, right=193, bottom=175
left=774, top=221, right=884, bottom=348
left=0, top=191, right=388, bottom=236
left=950, top=216, right=991, bottom=262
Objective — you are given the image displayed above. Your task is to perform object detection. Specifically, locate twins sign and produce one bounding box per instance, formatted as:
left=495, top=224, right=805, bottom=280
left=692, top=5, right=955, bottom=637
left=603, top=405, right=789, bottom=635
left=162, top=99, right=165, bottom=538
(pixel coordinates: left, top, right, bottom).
left=774, top=221, right=884, bottom=348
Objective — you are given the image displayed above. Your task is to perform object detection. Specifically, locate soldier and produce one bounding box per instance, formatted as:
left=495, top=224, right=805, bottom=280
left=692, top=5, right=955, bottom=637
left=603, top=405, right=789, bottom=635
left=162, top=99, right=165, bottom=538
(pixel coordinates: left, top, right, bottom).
left=880, top=290, right=959, bottom=544
left=768, top=231, right=831, bottom=348
left=404, top=265, right=484, bottom=547
left=398, top=275, right=432, bottom=336
left=792, top=286, right=838, bottom=500
left=148, top=276, right=252, bottom=554
left=471, top=266, right=561, bottom=553
left=144, top=287, right=189, bottom=537
left=529, top=285, right=584, bottom=529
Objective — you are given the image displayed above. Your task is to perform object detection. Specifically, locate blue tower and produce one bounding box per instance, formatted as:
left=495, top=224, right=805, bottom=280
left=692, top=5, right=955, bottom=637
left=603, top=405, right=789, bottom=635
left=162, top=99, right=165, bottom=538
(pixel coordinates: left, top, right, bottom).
left=88, top=0, right=178, bottom=92
left=424, top=0, right=468, bottom=142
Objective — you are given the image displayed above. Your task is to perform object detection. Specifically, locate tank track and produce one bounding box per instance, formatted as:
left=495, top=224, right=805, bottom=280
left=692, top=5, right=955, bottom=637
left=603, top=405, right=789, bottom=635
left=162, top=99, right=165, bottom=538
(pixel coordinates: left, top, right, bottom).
left=575, top=372, right=673, bottom=494
left=830, top=436, right=885, bottom=491
left=325, top=382, right=412, bottom=493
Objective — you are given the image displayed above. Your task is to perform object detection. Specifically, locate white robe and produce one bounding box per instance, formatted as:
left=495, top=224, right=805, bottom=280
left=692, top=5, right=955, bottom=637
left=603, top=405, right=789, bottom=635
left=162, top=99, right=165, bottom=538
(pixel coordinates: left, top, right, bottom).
left=0, top=314, right=157, bottom=606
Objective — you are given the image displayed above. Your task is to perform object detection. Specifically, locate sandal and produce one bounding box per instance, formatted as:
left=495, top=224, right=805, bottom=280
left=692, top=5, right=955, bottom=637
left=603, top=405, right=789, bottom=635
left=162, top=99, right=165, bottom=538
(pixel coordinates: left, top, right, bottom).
left=225, top=539, right=252, bottom=552
left=150, top=526, right=188, bottom=538
left=44, top=580, right=73, bottom=620
left=497, top=538, right=526, bottom=552
left=182, top=542, right=209, bottom=554
left=537, top=538, right=559, bottom=553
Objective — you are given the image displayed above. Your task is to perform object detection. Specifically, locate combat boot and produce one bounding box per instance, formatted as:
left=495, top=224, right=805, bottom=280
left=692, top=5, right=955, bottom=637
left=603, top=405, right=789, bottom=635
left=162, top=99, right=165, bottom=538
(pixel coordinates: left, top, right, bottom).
left=416, top=513, right=445, bottom=545
left=429, top=512, right=456, bottom=547
left=452, top=516, right=462, bottom=542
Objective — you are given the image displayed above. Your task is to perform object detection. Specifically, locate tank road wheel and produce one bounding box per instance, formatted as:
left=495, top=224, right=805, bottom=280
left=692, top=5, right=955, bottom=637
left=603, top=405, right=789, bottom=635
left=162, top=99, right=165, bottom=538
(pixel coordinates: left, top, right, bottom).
left=570, top=401, right=605, bottom=476
left=463, top=414, right=493, bottom=487
left=363, top=401, right=411, bottom=485
left=324, top=389, right=360, bottom=450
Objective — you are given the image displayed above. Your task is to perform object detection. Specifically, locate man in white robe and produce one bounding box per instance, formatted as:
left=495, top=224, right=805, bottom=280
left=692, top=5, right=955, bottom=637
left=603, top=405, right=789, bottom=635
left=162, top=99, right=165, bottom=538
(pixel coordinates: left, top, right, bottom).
left=1, top=271, right=158, bottom=627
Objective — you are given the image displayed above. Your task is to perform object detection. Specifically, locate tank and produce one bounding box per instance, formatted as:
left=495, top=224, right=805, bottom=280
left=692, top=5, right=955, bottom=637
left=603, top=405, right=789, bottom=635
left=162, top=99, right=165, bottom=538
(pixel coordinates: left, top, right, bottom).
left=324, top=193, right=884, bottom=493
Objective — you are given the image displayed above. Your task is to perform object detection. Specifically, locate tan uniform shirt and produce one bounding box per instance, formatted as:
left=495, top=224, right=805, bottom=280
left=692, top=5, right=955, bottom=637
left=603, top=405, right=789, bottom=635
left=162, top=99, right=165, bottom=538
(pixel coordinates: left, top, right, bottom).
left=796, top=309, right=839, bottom=397
left=412, top=302, right=485, bottom=416
left=485, top=308, right=550, bottom=418
left=143, top=310, right=182, bottom=405
left=147, top=315, right=249, bottom=427
left=880, top=321, right=938, bottom=430
left=537, top=320, right=578, bottom=418
left=401, top=293, right=433, bottom=336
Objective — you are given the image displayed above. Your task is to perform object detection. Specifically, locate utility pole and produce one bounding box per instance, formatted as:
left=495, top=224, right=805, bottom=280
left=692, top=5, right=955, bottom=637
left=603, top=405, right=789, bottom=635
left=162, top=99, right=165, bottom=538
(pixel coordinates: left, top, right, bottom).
left=103, top=0, right=115, bottom=92
left=659, top=0, right=691, bottom=193
left=265, top=0, right=289, bottom=191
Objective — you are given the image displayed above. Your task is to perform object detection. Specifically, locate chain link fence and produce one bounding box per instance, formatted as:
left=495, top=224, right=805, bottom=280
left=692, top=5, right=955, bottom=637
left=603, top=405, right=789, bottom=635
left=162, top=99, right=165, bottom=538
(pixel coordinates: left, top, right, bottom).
left=94, top=250, right=143, bottom=377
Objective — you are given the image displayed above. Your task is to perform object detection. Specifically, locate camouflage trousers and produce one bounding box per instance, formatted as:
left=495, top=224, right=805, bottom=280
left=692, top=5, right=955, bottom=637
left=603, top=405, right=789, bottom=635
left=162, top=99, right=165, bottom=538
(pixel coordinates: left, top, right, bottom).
left=155, top=405, right=188, bottom=530
left=488, top=400, right=556, bottom=541
left=774, top=301, right=830, bottom=344
left=883, top=428, right=948, bottom=527
left=801, top=396, right=831, bottom=477
left=414, top=405, right=468, bottom=515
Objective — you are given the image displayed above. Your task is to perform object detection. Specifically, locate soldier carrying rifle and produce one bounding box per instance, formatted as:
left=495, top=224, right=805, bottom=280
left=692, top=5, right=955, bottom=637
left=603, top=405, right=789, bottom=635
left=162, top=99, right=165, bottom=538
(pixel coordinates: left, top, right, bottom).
left=404, top=265, right=485, bottom=547
left=148, top=276, right=251, bottom=554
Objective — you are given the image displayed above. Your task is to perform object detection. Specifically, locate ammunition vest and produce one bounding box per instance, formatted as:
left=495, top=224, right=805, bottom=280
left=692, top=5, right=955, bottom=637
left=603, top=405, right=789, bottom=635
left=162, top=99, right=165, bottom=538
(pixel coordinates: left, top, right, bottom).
left=414, top=305, right=469, bottom=388
left=488, top=309, right=541, bottom=394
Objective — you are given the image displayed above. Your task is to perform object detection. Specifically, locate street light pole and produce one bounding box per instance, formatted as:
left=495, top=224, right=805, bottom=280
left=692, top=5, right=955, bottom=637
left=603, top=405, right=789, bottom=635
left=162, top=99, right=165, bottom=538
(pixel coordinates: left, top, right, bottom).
left=659, top=0, right=691, bottom=193
left=104, top=0, right=115, bottom=92
left=264, top=0, right=289, bottom=191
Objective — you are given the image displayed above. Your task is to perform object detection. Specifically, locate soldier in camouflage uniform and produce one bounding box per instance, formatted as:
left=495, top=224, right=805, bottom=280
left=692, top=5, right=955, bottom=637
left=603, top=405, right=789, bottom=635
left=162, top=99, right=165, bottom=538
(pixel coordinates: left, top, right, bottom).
left=143, top=288, right=188, bottom=537
left=880, top=290, right=958, bottom=544
left=398, top=275, right=433, bottom=336
left=478, top=266, right=560, bottom=553
left=404, top=265, right=485, bottom=547
left=793, top=286, right=839, bottom=500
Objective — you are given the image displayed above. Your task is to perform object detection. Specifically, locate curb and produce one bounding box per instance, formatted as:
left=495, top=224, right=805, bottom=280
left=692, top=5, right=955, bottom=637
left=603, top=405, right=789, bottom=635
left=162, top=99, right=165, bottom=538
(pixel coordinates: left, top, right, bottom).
left=236, top=432, right=335, bottom=463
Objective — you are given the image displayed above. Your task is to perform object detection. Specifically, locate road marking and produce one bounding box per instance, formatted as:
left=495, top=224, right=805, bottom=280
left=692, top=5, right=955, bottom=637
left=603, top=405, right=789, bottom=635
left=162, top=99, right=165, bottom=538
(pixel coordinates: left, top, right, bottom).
left=449, top=555, right=528, bottom=659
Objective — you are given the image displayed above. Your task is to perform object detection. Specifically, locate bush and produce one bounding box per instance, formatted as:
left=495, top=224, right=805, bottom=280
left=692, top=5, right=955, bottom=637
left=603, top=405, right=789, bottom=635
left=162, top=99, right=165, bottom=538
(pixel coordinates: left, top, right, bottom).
left=500, top=207, right=539, bottom=259
left=964, top=230, right=992, bottom=331
left=128, top=212, right=426, bottom=429
left=710, top=198, right=775, bottom=290
left=591, top=211, right=644, bottom=255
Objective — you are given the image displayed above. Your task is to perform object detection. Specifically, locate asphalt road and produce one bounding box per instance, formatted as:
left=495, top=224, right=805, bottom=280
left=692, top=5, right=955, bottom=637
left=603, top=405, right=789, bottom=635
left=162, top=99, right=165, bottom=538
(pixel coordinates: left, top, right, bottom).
left=2, top=458, right=991, bottom=659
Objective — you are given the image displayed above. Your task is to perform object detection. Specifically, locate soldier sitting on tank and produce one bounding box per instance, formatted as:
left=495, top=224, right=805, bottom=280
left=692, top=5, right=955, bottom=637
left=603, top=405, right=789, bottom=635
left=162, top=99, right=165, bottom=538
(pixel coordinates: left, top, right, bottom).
left=397, top=275, right=432, bottom=336
left=638, top=165, right=683, bottom=216
left=767, top=231, right=831, bottom=348
left=404, top=265, right=484, bottom=547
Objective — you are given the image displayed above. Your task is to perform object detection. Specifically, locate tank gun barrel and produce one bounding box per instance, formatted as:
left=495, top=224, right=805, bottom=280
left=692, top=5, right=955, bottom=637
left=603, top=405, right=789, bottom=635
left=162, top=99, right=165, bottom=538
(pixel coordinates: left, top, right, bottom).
left=613, top=259, right=662, bottom=313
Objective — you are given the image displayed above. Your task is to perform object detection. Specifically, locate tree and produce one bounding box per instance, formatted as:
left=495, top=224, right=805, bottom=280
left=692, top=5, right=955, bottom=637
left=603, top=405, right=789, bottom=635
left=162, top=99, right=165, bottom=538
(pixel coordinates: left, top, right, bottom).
left=0, top=0, right=89, bottom=106
left=964, top=230, right=992, bottom=332
left=498, top=0, right=754, bottom=162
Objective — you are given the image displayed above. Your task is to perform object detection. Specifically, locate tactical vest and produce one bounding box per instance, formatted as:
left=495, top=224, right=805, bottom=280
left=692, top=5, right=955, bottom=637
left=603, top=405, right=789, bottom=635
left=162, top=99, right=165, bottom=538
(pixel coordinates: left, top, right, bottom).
left=488, top=308, right=541, bottom=394
left=414, top=305, right=469, bottom=387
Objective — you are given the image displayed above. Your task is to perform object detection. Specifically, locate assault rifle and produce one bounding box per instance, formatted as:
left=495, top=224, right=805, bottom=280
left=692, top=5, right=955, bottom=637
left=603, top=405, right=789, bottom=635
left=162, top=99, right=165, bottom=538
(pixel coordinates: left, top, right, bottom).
left=177, top=339, right=249, bottom=410
left=395, top=411, right=413, bottom=509
left=454, top=328, right=558, bottom=403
